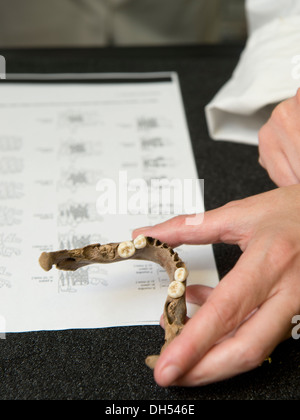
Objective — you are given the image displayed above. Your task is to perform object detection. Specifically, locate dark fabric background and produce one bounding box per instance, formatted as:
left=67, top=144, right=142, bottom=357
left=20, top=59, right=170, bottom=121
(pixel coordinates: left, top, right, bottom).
left=0, top=46, right=299, bottom=400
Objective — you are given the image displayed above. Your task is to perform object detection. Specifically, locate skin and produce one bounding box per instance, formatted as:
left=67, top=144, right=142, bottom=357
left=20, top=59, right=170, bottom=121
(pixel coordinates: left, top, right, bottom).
left=133, top=186, right=300, bottom=386
left=132, top=88, right=300, bottom=387
left=259, top=88, right=300, bottom=187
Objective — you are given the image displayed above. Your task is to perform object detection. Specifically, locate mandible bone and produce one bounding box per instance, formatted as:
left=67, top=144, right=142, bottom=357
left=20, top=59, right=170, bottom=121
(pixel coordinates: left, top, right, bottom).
left=39, top=235, right=188, bottom=370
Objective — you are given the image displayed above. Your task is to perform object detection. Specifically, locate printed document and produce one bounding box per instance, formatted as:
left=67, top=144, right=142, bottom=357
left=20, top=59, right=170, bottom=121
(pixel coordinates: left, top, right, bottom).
left=0, top=73, right=219, bottom=332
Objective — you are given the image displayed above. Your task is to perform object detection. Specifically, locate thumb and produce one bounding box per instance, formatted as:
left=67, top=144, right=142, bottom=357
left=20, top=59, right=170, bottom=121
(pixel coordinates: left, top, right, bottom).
left=132, top=205, right=240, bottom=248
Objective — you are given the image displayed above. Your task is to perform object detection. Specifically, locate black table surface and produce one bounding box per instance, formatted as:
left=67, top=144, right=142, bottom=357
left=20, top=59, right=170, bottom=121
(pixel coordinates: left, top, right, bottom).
left=0, top=45, right=299, bottom=401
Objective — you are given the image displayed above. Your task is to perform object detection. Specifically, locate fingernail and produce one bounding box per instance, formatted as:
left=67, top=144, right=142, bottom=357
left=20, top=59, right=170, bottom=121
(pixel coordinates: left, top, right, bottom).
left=135, top=226, right=151, bottom=232
left=133, top=227, right=151, bottom=236
left=160, top=365, right=182, bottom=386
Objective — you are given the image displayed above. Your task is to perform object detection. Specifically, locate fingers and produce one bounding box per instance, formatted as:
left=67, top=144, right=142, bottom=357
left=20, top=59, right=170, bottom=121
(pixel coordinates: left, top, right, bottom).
left=172, top=290, right=294, bottom=386
left=259, top=150, right=299, bottom=188
left=153, top=243, right=274, bottom=387
left=258, top=105, right=300, bottom=187
left=186, top=285, right=213, bottom=306
left=258, top=126, right=299, bottom=187
left=270, top=98, right=300, bottom=184
left=133, top=205, right=241, bottom=248
left=133, top=215, right=205, bottom=248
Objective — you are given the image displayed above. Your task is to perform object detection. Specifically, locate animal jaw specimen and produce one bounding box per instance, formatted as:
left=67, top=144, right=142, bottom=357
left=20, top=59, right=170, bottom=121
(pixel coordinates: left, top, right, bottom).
left=39, top=235, right=188, bottom=369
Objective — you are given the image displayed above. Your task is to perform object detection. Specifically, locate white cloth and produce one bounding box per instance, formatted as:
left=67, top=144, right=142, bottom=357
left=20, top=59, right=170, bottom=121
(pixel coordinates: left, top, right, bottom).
left=205, top=0, right=300, bottom=145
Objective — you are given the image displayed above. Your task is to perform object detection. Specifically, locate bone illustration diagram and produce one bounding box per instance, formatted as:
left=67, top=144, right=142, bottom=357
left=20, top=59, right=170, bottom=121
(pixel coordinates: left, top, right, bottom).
left=58, top=201, right=101, bottom=227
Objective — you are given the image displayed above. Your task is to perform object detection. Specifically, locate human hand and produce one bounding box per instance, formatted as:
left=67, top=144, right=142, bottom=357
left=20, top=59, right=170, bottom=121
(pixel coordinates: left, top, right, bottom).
left=258, top=88, right=300, bottom=187
left=133, top=185, right=300, bottom=387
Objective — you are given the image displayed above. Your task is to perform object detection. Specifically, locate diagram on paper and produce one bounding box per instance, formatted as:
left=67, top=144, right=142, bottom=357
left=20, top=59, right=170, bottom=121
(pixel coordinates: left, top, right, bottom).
left=58, top=201, right=101, bottom=227
left=58, top=266, right=109, bottom=293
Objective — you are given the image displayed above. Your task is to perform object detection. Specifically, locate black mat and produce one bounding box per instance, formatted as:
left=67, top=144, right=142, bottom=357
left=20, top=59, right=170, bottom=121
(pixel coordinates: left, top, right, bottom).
left=0, top=46, right=299, bottom=400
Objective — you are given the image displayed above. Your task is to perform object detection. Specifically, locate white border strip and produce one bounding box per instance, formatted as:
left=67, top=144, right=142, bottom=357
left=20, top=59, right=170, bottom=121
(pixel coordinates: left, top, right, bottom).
left=6, top=72, right=174, bottom=81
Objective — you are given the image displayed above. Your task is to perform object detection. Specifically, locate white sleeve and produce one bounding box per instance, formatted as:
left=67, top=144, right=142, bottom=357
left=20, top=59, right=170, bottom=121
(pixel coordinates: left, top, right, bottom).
left=205, top=0, right=300, bottom=145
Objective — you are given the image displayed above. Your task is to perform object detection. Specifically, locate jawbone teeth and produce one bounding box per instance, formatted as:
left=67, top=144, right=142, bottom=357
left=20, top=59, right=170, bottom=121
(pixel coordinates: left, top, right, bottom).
left=168, top=281, right=185, bottom=299
left=39, top=236, right=188, bottom=371
left=133, top=234, right=147, bottom=249
left=174, top=267, right=188, bottom=282
left=117, top=241, right=136, bottom=258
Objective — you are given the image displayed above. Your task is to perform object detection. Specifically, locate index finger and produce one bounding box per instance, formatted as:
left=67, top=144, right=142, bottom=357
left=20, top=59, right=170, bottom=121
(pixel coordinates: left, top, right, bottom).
left=153, top=241, right=276, bottom=387
left=133, top=206, right=239, bottom=248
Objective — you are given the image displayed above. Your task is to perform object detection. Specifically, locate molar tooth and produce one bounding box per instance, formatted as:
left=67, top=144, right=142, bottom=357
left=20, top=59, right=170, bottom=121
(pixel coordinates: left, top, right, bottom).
left=174, top=267, right=187, bottom=282
left=134, top=234, right=147, bottom=249
left=168, top=281, right=185, bottom=299
left=117, top=241, right=135, bottom=258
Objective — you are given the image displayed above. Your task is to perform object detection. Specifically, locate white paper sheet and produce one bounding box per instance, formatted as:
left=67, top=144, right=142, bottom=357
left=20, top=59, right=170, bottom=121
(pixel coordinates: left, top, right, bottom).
left=0, top=73, right=219, bottom=333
